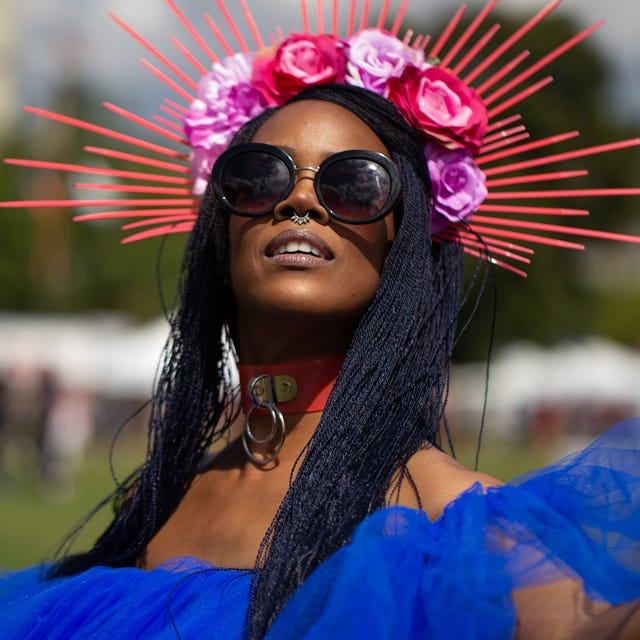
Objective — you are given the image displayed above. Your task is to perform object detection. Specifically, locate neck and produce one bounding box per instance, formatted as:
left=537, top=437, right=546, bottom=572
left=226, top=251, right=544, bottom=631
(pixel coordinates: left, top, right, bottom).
left=238, top=356, right=344, bottom=415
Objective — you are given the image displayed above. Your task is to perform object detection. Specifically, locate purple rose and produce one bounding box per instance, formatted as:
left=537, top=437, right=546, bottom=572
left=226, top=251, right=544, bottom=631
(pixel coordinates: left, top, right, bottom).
left=345, top=28, right=424, bottom=97
left=425, top=142, right=487, bottom=234
left=184, top=53, right=269, bottom=194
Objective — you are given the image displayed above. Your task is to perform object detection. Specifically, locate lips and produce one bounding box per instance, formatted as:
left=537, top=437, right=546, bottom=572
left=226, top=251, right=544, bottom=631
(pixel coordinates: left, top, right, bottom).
left=265, top=230, right=334, bottom=263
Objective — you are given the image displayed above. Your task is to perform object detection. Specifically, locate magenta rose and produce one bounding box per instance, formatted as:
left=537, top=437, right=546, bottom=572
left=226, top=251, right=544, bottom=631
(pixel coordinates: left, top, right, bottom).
left=425, top=141, right=487, bottom=235
left=389, top=65, right=488, bottom=154
left=251, top=34, right=346, bottom=105
left=184, top=53, right=269, bottom=194
left=345, top=28, right=423, bottom=98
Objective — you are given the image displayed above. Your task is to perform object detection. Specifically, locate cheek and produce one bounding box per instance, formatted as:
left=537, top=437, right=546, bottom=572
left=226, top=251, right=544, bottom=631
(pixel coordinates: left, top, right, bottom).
left=227, top=218, right=261, bottom=288
left=341, top=216, right=395, bottom=274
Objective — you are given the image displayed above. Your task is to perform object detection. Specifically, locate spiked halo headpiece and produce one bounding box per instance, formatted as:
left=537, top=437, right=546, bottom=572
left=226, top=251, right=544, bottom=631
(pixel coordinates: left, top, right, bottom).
left=2, top=0, right=640, bottom=276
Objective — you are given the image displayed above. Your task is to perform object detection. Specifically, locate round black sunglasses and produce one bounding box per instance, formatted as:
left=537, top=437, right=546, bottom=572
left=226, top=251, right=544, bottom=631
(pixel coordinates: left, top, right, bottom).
left=210, top=142, right=401, bottom=224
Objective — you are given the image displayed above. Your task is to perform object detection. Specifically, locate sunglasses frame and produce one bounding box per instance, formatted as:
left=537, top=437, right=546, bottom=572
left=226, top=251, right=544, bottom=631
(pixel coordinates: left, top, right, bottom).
left=210, top=142, right=401, bottom=225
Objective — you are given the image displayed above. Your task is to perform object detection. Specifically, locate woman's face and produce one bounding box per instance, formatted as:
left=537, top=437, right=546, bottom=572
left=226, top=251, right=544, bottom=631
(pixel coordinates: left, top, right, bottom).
left=227, top=100, right=396, bottom=356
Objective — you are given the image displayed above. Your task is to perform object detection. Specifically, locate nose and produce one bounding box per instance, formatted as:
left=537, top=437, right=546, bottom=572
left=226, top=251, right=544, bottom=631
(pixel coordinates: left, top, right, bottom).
left=273, top=167, right=330, bottom=225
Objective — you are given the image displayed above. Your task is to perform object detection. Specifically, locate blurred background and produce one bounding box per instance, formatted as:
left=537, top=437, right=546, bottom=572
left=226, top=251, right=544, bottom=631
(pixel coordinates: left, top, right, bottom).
left=1, top=0, right=639, bottom=569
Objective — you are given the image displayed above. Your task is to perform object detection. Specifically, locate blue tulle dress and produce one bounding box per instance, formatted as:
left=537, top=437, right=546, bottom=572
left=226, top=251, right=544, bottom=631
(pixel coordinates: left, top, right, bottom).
left=1, top=418, right=639, bottom=639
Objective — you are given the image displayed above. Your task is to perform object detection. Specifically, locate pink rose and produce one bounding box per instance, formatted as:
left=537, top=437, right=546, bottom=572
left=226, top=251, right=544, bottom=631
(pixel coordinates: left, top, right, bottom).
left=389, top=65, right=488, bottom=154
left=425, top=141, right=487, bottom=235
left=184, top=53, right=269, bottom=194
left=252, top=34, right=346, bottom=105
left=345, top=28, right=423, bottom=98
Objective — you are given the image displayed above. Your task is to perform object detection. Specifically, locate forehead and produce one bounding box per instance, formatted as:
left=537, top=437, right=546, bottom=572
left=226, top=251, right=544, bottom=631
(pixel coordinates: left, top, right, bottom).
left=251, top=100, right=389, bottom=159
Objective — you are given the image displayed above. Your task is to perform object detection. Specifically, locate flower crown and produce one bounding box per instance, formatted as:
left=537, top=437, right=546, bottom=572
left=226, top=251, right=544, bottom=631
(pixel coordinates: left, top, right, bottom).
left=184, top=28, right=489, bottom=236
left=2, top=0, right=640, bottom=276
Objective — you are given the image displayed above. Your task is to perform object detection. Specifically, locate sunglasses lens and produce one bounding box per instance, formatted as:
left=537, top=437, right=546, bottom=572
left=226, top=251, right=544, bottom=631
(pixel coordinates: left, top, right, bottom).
left=219, top=151, right=291, bottom=214
left=319, top=158, right=393, bottom=222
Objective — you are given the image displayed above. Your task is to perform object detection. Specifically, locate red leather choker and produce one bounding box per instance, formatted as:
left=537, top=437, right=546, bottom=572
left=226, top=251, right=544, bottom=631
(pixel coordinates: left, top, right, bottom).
left=238, top=357, right=344, bottom=415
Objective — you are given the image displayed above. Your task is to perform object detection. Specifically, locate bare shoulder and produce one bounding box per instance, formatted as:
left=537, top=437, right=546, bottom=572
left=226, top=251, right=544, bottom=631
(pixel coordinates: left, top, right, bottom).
left=392, top=445, right=504, bottom=521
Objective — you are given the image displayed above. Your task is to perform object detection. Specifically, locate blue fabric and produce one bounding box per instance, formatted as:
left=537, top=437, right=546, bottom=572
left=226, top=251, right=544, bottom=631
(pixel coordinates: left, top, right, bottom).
left=1, top=418, right=639, bottom=639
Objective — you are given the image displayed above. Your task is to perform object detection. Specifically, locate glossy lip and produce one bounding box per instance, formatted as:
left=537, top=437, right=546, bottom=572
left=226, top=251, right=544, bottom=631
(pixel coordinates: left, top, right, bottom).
left=265, top=229, right=335, bottom=264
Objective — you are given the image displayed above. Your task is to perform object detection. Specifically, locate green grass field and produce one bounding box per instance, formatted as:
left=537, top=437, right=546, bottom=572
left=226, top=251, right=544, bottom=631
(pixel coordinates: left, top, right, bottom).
left=0, top=433, right=551, bottom=570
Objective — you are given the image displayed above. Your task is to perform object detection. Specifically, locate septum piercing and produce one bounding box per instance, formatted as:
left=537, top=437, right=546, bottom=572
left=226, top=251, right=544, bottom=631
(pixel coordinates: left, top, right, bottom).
left=290, top=165, right=318, bottom=225
left=291, top=211, right=311, bottom=225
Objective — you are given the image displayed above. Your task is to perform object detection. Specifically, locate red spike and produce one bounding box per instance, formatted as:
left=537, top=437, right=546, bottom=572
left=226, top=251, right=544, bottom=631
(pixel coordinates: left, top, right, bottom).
left=402, top=29, right=414, bottom=45
left=471, top=222, right=585, bottom=250
left=359, top=0, right=371, bottom=31
left=317, top=0, right=324, bottom=33
left=486, top=115, right=522, bottom=134
left=486, top=188, right=640, bottom=200
left=428, top=4, right=467, bottom=60
left=0, top=198, right=197, bottom=209
left=332, top=0, right=339, bottom=35
left=479, top=204, right=588, bottom=216
left=453, top=229, right=535, bottom=255
left=215, top=0, right=249, bottom=51
left=159, top=105, right=185, bottom=123
left=276, top=26, right=285, bottom=43
left=22, top=107, right=184, bottom=158
left=440, top=0, right=499, bottom=68
left=166, top=0, right=218, bottom=62
left=479, top=132, right=530, bottom=154
left=170, top=36, right=210, bottom=74
left=165, top=99, right=188, bottom=115
left=74, top=208, right=199, bottom=221
left=109, top=13, right=199, bottom=91
left=482, top=125, right=527, bottom=145
left=484, top=21, right=604, bottom=107
left=476, top=50, right=530, bottom=96
left=437, top=229, right=532, bottom=264
left=463, top=0, right=563, bottom=84
left=239, top=0, right=265, bottom=49
left=102, top=102, right=188, bottom=145
left=412, top=35, right=424, bottom=49
left=122, top=214, right=197, bottom=230
left=477, top=131, right=580, bottom=165
left=390, top=0, right=409, bottom=37
left=301, top=0, right=311, bottom=33
left=122, top=221, right=195, bottom=244
left=376, top=0, right=391, bottom=29
left=4, top=158, right=191, bottom=185
left=73, top=183, right=192, bottom=195
left=140, top=58, right=196, bottom=103
left=483, top=139, right=640, bottom=177
left=437, top=239, right=529, bottom=277
left=204, top=14, right=235, bottom=56
left=474, top=216, right=640, bottom=245
left=419, top=35, right=432, bottom=52
left=486, top=170, right=588, bottom=188
left=347, top=0, right=357, bottom=36
left=488, top=76, right=553, bottom=119
left=452, top=23, right=500, bottom=76
left=84, top=147, right=189, bottom=173
left=153, top=114, right=185, bottom=133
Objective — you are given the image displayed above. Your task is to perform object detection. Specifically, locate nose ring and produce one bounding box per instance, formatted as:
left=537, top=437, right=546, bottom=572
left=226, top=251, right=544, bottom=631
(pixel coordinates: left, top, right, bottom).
left=290, top=211, right=311, bottom=225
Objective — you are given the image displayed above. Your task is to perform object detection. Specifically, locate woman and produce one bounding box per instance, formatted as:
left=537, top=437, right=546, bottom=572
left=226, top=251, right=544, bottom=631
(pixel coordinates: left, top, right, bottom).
left=1, top=2, right=639, bottom=638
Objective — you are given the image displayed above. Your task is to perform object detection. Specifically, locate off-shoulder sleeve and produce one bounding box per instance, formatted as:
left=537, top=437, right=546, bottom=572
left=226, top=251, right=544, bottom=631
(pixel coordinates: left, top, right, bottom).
left=267, top=418, right=640, bottom=639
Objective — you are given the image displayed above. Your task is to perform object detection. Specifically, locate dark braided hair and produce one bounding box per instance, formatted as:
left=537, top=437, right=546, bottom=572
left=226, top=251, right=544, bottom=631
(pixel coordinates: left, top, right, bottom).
left=49, top=84, right=465, bottom=638
left=246, top=85, right=464, bottom=637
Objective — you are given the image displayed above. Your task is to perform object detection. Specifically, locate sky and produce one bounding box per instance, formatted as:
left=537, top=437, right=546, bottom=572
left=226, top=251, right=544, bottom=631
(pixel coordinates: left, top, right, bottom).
left=4, top=0, right=639, bottom=130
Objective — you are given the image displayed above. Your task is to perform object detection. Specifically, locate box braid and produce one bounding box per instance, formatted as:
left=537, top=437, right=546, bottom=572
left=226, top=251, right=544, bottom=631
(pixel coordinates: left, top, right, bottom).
left=244, top=85, right=464, bottom=638
left=48, top=85, right=465, bottom=640
left=48, top=106, right=277, bottom=577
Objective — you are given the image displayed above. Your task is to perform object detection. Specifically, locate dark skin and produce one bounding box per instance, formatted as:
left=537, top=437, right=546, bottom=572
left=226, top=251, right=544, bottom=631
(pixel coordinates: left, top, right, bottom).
left=143, top=101, right=500, bottom=571
left=142, top=101, right=640, bottom=639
